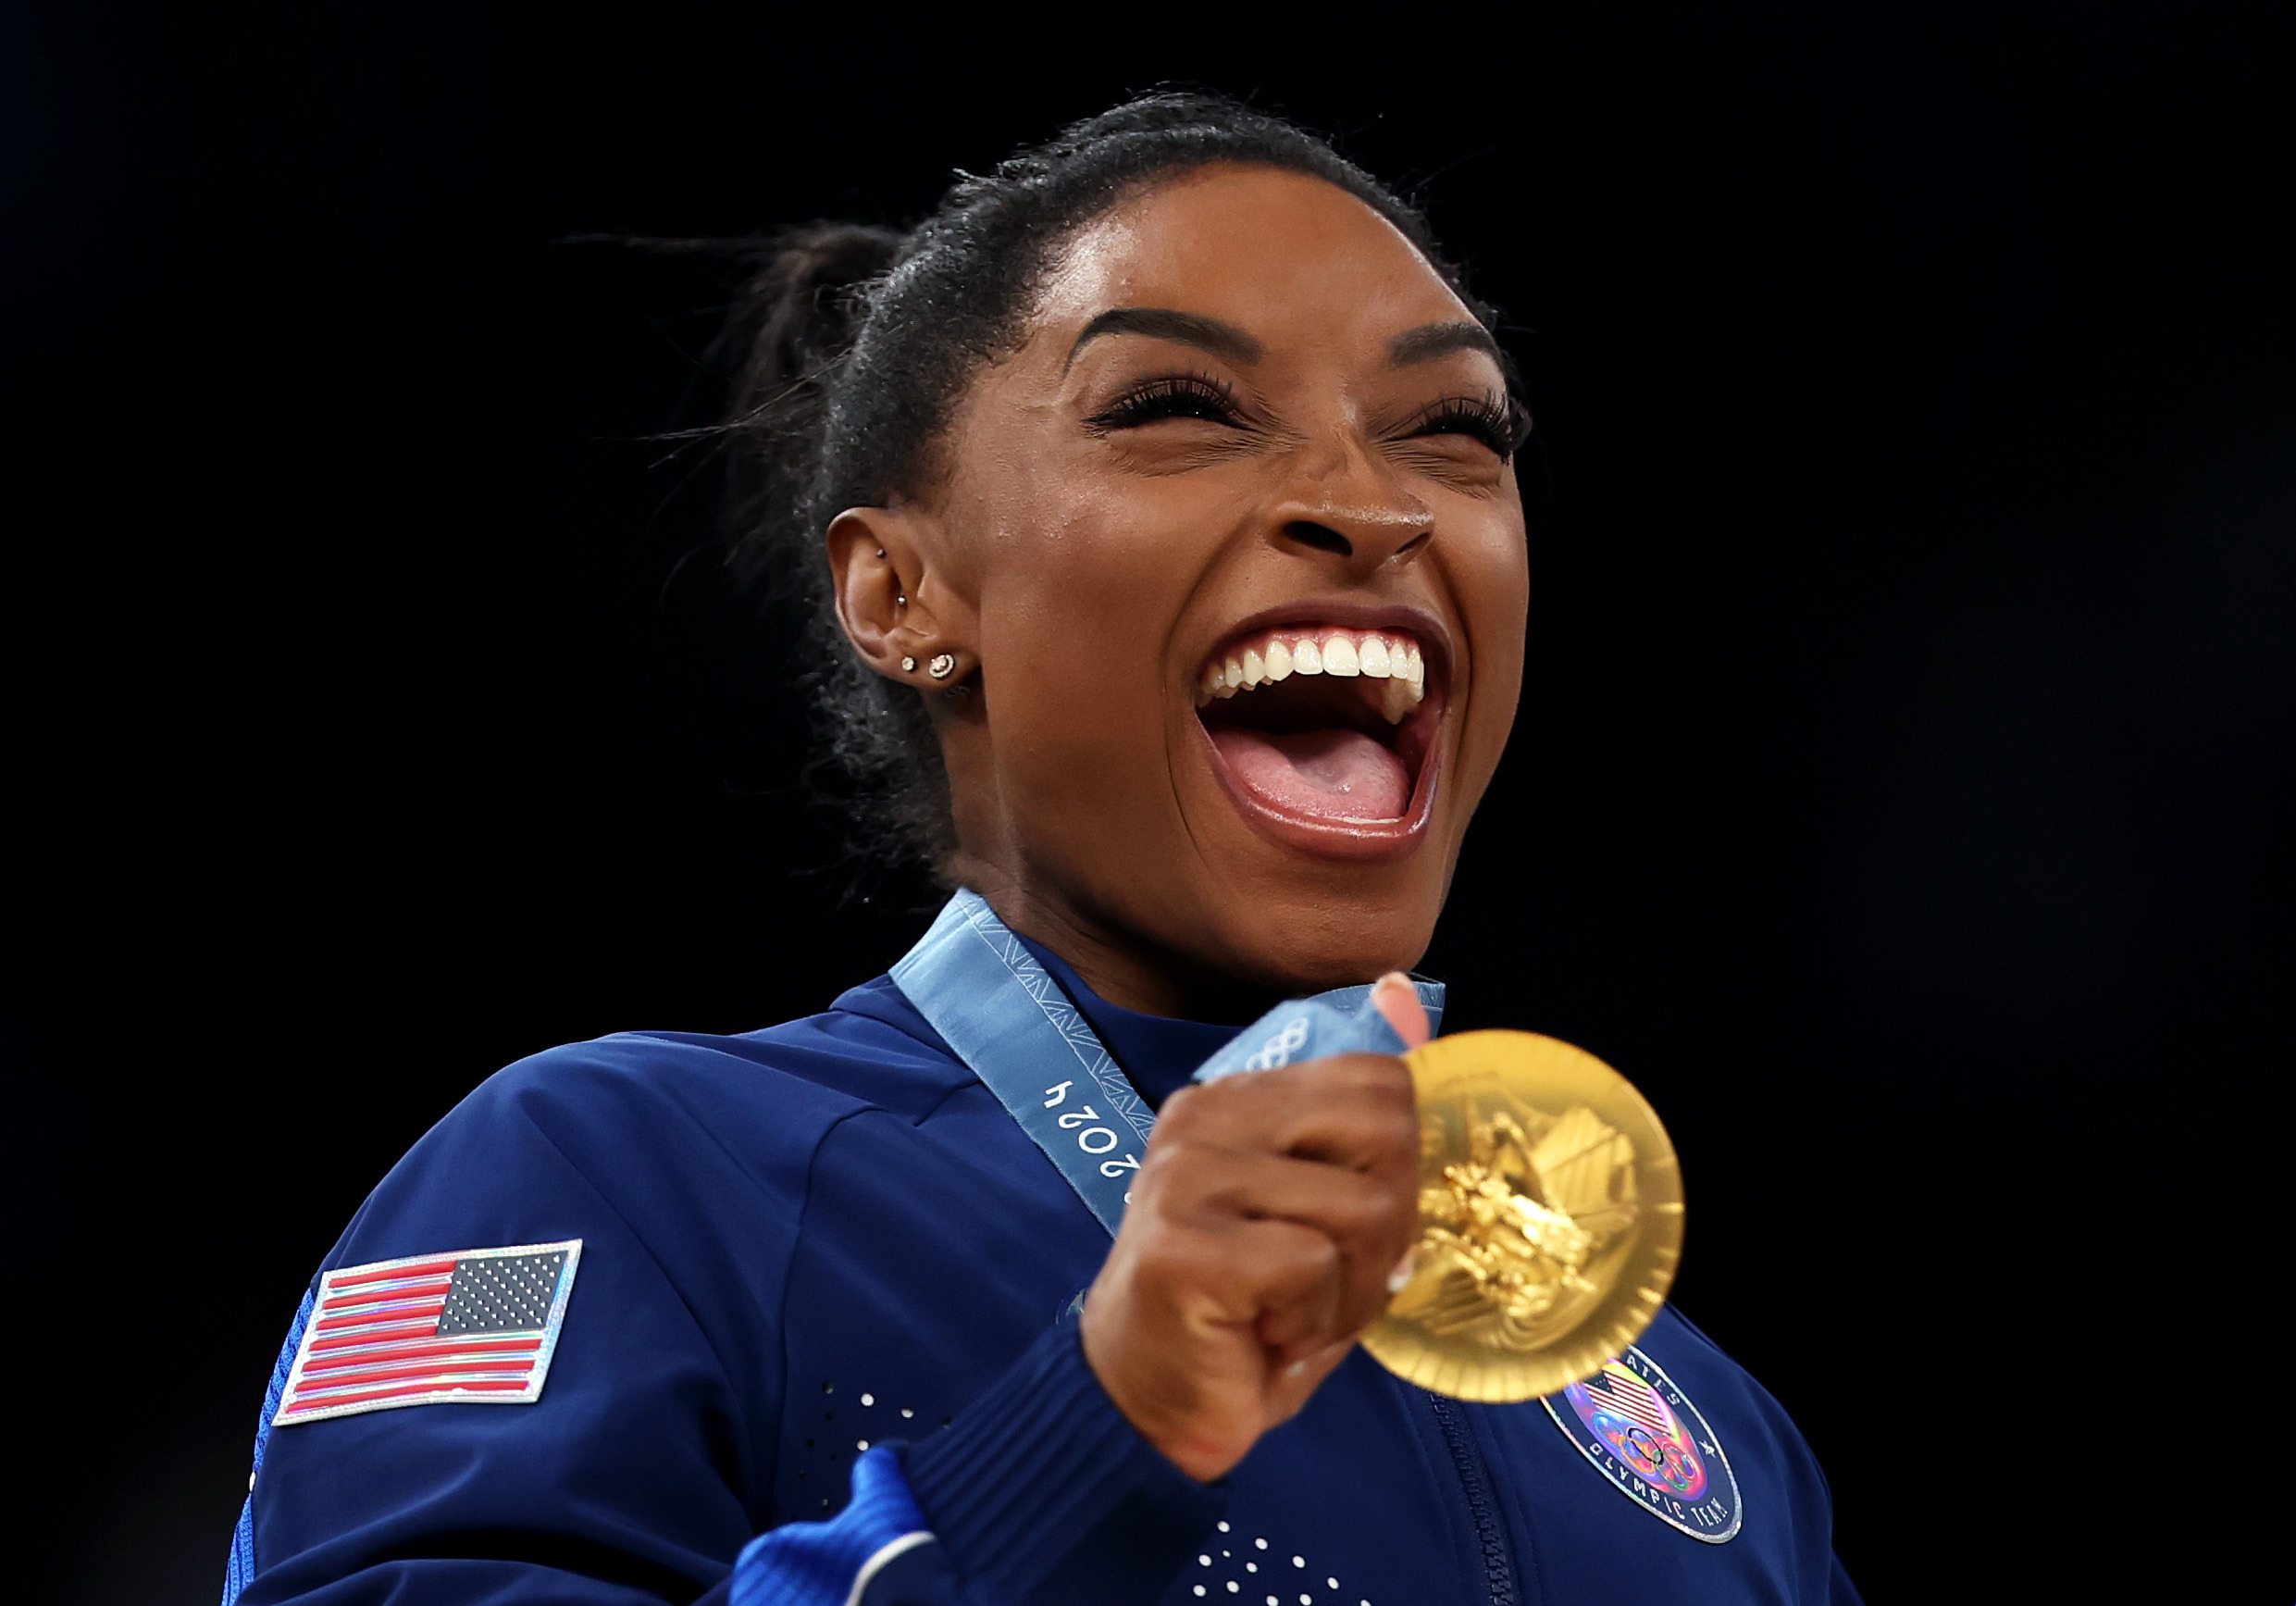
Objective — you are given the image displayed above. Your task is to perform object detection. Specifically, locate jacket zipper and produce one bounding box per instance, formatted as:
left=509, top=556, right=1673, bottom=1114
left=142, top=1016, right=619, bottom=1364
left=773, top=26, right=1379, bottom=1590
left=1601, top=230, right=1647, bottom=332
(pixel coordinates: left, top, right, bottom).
left=1429, top=1396, right=1520, bottom=1606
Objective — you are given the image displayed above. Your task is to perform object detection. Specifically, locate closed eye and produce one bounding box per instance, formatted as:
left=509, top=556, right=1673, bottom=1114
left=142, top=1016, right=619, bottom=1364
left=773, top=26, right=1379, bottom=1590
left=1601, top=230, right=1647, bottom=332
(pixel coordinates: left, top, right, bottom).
left=1085, top=373, right=1247, bottom=433
left=1401, top=392, right=1532, bottom=462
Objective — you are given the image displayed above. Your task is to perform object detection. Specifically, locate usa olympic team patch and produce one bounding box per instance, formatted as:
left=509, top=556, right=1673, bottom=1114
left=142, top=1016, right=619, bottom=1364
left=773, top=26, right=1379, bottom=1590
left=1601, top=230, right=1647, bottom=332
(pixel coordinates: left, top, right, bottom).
left=1542, top=1345, right=1742, bottom=1542
left=273, top=1241, right=581, bottom=1425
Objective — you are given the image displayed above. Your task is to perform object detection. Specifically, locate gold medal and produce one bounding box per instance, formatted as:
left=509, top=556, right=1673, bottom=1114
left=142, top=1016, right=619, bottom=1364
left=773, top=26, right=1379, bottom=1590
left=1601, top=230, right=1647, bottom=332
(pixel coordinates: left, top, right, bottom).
left=1361, top=1031, right=1683, bottom=1403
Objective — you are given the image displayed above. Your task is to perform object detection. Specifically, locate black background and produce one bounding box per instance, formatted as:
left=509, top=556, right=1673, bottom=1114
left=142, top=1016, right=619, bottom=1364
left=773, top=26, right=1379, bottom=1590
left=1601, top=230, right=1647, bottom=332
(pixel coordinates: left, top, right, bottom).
left=7, top=2, right=2291, bottom=1601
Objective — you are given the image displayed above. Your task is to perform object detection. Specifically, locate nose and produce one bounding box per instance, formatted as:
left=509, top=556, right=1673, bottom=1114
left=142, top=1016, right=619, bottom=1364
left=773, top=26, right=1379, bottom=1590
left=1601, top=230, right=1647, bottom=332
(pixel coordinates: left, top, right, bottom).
left=1267, top=440, right=1432, bottom=573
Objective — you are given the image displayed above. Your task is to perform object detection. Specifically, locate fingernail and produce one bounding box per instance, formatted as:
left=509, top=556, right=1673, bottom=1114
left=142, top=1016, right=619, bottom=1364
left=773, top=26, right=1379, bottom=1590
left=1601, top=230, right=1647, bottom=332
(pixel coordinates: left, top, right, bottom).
left=1386, top=1247, right=1417, bottom=1295
left=1371, top=973, right=1431, bottom=1048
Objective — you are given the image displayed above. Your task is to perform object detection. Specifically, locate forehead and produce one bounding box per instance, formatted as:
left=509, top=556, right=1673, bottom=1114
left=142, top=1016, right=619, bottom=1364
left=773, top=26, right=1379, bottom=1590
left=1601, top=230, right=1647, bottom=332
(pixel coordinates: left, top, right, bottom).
left=1031, top=166, right=1474, bottom=349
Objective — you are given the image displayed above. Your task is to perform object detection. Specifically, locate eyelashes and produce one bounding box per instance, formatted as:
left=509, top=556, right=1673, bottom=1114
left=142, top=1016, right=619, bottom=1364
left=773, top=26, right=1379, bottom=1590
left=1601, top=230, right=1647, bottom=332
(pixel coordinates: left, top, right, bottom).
left=1402, top=392, right=1533, bottom=462
left=1084, top=372, right=1243, bottom=432
left=1086, top=373, right=1528, bottom=463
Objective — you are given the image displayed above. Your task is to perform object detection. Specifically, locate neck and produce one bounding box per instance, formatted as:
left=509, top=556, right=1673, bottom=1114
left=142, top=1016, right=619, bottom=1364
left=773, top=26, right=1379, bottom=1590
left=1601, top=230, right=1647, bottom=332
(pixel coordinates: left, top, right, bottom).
left=956, top=874, right=1282, bottom=1024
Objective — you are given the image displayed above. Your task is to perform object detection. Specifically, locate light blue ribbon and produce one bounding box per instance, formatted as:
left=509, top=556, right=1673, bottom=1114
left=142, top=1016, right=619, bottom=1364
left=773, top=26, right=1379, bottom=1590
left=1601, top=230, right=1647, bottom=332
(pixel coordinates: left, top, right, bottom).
left=891, top=890, right=1443, bottom=1235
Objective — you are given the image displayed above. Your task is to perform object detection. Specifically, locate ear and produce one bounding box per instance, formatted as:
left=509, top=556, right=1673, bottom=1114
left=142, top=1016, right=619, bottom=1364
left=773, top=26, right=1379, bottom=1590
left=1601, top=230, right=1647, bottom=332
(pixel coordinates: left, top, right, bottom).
left=826, top=505, right=974, bottom=684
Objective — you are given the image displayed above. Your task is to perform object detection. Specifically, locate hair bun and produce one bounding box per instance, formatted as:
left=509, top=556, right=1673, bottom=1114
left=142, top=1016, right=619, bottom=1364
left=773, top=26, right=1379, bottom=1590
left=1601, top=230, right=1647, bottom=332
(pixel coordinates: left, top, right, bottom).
left=735, top=222, right=903, bottom=390
left=719, top=221, right=904, bottom=590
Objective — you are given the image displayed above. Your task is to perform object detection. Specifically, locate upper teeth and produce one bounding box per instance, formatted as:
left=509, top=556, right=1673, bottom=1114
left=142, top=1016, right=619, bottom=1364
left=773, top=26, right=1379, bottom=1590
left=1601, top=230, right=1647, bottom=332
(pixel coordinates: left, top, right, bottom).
left=1197, top=628, right=1428, bottom=720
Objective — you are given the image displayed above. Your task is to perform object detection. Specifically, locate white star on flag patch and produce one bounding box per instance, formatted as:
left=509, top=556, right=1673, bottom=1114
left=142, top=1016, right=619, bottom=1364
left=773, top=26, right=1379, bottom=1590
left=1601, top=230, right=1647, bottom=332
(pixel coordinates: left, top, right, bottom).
left=273, top=1240, right=581, bottom=1425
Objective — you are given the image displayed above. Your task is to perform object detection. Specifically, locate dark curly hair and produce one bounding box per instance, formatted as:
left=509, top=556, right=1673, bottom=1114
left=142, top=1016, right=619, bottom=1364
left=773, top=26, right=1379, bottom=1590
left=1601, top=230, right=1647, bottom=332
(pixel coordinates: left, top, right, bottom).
left=717, top=92, right=1508, bottom=879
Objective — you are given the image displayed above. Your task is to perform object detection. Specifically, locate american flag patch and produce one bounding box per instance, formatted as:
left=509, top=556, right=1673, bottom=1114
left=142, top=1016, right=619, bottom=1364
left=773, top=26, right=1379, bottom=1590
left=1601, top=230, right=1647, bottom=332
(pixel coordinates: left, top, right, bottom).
left=273, top=1240, right=581, bottom=1426
left=1580, top=1367, right=1679, bottom=1437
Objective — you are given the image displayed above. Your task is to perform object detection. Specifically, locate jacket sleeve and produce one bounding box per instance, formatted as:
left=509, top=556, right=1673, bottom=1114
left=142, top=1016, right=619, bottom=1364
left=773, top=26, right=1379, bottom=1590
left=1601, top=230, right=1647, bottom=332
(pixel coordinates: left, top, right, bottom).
left=233, top=1040, right=793, bottom=1606
left=732, top=1322, right=1222, bottom=1606
left=229, top=1040, right=1218, bottom=1606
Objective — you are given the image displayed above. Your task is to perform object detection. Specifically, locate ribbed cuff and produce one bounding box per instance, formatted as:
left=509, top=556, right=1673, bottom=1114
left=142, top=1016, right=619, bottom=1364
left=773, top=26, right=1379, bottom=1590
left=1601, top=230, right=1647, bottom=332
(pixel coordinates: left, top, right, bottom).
left=900, top=1322, right=1225, bottom=1606
left=732, top=1447, right=934, bottom=1606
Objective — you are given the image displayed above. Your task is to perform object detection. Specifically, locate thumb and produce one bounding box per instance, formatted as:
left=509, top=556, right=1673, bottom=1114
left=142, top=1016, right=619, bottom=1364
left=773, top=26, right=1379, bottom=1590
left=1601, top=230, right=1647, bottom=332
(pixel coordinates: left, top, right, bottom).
left=1370, top=972, right=1431, bottom=1049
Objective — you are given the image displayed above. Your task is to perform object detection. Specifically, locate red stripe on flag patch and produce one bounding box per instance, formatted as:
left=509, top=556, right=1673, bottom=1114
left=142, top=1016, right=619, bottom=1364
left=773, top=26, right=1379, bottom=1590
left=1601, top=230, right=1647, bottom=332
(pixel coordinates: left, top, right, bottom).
left=294, top=1355, right=539, bottom=1390
left=305, top=1320, right=443, bottom=1351
left=314, top=1303, right=447, bottom=1333
left=288, top=1377, right=538, bottom=1412
left=301, top=1341, right=543, bottom=1378
left=328, top=1258, right=461, bottom=1289
left=319, top=1279, right=455, bottom=1310
left=318, top=1291, right=451, bottom=1313
left=300, top=1336, right=544, bottom=1372
left=273, top=1240, right=582, bottom=1427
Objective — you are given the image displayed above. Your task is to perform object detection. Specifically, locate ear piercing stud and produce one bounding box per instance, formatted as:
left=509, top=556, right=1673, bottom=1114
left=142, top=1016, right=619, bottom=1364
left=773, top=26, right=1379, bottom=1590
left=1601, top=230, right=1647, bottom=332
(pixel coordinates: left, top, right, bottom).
left=928, top=654, right=956, bottom=680
left=900, top=656, right=917, bottom=672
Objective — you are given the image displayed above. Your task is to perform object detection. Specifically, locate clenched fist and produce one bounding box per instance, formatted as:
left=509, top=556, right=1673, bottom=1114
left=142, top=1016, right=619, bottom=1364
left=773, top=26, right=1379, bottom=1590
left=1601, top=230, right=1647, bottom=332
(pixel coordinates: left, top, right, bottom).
left=1080, top=976, right=1429, bottom=1480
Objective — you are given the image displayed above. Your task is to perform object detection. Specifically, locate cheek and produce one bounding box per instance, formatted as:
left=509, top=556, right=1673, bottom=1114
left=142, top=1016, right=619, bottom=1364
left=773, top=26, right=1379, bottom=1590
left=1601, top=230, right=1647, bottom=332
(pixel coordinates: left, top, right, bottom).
left=966, top=477, right=1213, bottom=814
left=973, top=469, right=1227, bottom=678
left=1462, top=504, right=1531, bottom=637
left=1478, top=535, right=1531, bottom=679
left=1450, top=513, right=1532, bottom=751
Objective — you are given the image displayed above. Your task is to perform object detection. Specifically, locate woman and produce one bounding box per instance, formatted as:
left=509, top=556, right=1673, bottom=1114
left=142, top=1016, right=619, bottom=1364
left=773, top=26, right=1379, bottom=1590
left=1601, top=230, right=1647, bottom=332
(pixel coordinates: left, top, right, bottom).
left=226, top=94, right=1856, bottom=1605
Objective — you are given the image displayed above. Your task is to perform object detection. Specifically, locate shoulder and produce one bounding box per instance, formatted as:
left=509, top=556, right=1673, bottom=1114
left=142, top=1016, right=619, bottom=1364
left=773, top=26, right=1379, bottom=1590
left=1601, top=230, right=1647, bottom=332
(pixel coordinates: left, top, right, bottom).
left=1641, top=1305, right=1815, bottom=1450
left=1645, top=1305, right=1815, bottom=1441
left=1637, top=1304, right=1840, bottom=1533
left=322, top=975, right=972, bottom=1273
left=448, top=974, right=962, bottom=1156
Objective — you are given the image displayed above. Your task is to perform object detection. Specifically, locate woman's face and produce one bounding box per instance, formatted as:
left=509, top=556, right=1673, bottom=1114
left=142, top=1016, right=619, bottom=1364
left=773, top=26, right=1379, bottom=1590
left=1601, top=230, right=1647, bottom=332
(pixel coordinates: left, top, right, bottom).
left=857, top=166, right=1527, bottom=1012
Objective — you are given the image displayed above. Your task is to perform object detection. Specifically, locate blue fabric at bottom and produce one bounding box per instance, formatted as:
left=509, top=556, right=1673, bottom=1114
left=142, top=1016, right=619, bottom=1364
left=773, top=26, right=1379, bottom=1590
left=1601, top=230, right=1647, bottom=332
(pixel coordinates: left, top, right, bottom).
left=732, top=1448, right=933, bottom=1606
left=223, top=1289, right=314, bottom=1606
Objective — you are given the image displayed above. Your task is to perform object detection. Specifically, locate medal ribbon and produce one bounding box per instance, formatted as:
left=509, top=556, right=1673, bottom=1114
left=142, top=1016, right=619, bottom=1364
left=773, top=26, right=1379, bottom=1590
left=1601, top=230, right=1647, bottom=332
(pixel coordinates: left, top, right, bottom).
left=891, top=890, right=1443, bottom=1234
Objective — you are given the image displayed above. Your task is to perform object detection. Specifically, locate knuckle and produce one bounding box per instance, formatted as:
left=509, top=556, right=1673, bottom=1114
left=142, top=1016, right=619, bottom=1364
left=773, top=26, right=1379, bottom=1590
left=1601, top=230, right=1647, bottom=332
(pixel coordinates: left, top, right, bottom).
left=1129, top=1224, right=1220, bottom=1287
left=1135, top=1144, right=1267, bottom=1227
left=1284, top=1216, right=1343, bottom=1267
left=1321, top=1056, right=1416, bottom=1116
left=1340, top=1178, right=1403, bottom=1237
left=1378, top=1108, right=1421, bottom=1162
left=1274, top=1229, right=1343, bottom=1289
left=1151, top=1083, right=1209, bottom=1132
left=1140, top=1130, right=1224, bottom=1183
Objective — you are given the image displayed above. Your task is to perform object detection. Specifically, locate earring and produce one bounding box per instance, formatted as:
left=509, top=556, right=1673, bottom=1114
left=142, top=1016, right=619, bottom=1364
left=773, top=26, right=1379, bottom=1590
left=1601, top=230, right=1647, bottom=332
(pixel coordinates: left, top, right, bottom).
left=928, top=653, right=956, bottom=680
left=896, top=593, right=907, bottom=607
left=900, top=656, right=916, bottom=673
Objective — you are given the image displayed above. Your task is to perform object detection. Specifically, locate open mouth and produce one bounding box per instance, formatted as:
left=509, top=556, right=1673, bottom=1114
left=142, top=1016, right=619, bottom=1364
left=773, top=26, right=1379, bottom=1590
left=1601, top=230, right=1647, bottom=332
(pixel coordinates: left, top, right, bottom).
left=1193, top=619, right=1446, bottom=852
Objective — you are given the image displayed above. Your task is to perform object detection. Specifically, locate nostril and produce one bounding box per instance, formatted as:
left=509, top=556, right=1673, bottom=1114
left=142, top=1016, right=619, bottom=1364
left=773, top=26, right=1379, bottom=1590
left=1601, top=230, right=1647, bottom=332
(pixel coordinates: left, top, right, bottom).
left=1283, top=520, right=1354, bottom=558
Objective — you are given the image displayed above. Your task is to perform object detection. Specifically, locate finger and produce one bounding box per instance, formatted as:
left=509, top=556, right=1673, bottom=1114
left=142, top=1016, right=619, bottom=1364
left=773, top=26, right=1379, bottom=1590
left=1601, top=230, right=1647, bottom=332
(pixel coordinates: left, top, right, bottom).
left=1123, top=1196, right=1360, bottom=1360
left=1371, top=971, right=1431, bottom=1048
left=1152, top=1147, right=1411, bottom=1270
left=1151, top=1152, right=1413, bottom=1341
left=1158, top=1055, right=1419, bottom=1176
left=1207, top=1217, right=1344, bottom=1355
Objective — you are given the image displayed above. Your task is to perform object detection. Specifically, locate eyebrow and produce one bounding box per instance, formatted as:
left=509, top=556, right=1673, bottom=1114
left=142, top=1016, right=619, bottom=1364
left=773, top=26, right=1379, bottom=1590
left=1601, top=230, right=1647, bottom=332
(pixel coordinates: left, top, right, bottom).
left=1387, top=321, right=1504, bottom=367
left=1062, top=308, right=1505, bottom=375
left=1064, top=307, right=1265, bottom=371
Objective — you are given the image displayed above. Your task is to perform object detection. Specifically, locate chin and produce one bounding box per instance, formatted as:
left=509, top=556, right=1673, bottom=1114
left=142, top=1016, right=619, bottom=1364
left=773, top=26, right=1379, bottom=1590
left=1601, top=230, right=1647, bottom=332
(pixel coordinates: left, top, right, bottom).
left=1182, top=864, right=1449, bottom=997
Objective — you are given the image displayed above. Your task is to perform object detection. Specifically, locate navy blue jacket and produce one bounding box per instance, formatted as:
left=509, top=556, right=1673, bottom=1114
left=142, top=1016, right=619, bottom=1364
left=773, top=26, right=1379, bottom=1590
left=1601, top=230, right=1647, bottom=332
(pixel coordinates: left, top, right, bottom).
left=229, top=952, right=1859, bottom=1606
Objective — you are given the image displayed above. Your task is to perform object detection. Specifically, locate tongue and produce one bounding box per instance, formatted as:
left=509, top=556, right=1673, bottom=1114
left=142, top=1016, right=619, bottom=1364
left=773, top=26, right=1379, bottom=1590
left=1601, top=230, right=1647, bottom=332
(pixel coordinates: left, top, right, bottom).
left=1210, top=726, right=1411, bottom=822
